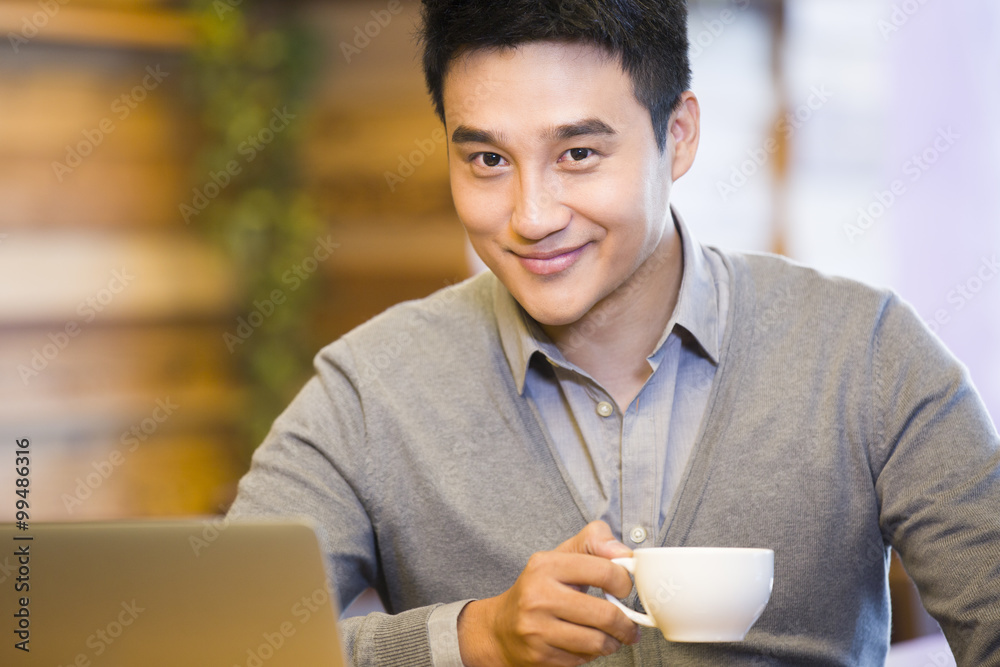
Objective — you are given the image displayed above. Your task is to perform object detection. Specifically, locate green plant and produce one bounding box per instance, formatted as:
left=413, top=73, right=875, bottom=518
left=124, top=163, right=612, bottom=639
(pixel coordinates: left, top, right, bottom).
left=185, top=0, right=323, bottom=458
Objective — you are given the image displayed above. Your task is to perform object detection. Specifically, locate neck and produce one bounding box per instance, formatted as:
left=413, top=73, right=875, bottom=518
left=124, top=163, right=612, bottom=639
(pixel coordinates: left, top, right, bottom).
left=541, top=231, right=684, bottom=410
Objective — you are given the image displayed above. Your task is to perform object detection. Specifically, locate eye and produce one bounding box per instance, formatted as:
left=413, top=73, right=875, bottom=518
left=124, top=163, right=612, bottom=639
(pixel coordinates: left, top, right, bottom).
left=558, top=147, right=597, bottom=163
left=471, top=152, right=508, bottom=168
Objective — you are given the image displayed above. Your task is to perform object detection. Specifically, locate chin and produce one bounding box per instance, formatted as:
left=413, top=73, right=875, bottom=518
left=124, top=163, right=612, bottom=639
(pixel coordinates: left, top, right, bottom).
left=518, top=297, right=589, bottom=328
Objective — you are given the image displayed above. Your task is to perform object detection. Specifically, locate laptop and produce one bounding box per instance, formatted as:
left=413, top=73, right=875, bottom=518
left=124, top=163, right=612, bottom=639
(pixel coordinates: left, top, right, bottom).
left=0, top=519, right=346, bottom=667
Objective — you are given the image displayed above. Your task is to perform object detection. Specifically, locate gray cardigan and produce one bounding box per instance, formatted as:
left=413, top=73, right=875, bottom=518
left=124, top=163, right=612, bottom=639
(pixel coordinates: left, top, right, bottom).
left=230, top=248, right=1000, bottom=666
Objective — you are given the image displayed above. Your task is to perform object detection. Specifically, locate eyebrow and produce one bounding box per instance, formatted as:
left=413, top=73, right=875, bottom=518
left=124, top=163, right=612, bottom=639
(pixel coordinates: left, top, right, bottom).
left=451, top=125, right=506, bottom=145
left=450, top=118, right=617, bottom=145
left=545, top=118, right=617, bottom=142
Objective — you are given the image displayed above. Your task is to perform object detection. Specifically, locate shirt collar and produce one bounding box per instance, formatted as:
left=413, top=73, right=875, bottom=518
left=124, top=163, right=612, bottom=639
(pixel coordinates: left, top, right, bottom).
left=494, top=206, right=721, bottom=395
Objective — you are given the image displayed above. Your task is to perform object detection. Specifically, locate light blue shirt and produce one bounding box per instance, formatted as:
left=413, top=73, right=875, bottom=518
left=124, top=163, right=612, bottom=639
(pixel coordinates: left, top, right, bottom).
left=429, top=209, right=731, bottom=665
left=494, top=209, right=730, bottom=545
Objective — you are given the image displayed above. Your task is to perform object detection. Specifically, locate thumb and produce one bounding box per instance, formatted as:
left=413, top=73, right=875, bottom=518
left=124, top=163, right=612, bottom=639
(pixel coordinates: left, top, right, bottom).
left=556, top=520, right=632, bottom=559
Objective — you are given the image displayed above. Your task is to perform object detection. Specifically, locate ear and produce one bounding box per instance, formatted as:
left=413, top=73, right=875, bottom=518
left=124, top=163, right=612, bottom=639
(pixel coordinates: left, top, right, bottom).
left=669, top=91, right=701, bottom=182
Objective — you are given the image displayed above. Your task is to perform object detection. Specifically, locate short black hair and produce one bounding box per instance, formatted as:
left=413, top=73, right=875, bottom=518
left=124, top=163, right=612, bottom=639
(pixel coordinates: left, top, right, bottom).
left=419, top=0, right=691, bottom=151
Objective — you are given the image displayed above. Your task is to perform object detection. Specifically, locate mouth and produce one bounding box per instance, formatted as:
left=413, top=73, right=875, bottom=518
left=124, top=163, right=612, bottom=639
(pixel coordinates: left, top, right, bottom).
left=513, top=243, right=590, bottom=276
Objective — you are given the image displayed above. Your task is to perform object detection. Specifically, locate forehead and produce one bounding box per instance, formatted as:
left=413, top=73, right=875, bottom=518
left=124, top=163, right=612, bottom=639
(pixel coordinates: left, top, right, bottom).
left=441, top=40, right=643, bottom=133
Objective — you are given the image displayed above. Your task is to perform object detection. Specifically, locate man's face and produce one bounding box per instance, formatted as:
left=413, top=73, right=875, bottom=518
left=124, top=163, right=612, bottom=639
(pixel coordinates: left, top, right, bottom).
left=442, top=40, right=681, bottom=327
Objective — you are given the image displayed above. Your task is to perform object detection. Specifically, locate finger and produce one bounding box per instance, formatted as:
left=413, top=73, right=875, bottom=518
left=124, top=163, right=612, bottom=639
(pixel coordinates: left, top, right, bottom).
left=527, top=552, right=634, bottom=598
left=593, top=536, right=632, bottom=560
left=527, top=612, right=627, bottom=664
left=550, top=586, right=641, bottom=647
left=556, top=521, right=632, bottom=559
left=523, top=643, right=609, bottom=667
left=496, top=585, right=620, bottom=667
left=549, top=624, right=623, bottom=663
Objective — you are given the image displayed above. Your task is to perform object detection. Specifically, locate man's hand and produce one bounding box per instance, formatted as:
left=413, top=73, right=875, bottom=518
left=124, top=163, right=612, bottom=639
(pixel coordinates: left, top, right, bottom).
left=457, top=521, right=640, bottom=666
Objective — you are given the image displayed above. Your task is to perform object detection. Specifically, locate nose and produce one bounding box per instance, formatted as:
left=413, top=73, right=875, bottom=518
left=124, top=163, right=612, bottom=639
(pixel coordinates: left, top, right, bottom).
left=510, top=170, right=570, bottom=241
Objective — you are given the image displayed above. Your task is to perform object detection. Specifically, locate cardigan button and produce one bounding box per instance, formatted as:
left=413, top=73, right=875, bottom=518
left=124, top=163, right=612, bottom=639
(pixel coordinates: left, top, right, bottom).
left=630, top=526, right=648, bottom=543
left=596, top=401, right=614, bottom=417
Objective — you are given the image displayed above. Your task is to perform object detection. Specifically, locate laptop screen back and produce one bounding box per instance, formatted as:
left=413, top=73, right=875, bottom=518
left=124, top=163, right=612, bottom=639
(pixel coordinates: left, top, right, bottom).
left=0, top=519, right=346, bottom=667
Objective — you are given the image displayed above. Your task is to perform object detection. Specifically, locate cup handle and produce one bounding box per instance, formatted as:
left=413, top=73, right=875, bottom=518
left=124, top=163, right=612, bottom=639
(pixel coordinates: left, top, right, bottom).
left=604, top=557, right=657, bottom=628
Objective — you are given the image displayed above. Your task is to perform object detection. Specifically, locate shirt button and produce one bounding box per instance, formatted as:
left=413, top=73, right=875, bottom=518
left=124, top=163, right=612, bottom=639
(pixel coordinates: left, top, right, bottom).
left=630, top=526, right=647, bottom=543
left=596, top=401, right=614, bottom=417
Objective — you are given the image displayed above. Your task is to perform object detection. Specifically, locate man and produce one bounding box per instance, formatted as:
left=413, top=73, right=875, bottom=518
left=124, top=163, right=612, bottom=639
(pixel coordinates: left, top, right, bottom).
left=229, top=1, right=1000, bottom=665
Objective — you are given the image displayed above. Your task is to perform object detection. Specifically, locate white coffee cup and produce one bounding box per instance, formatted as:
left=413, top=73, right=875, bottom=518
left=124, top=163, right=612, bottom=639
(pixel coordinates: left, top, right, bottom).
left=604, top=547, right=774, bottom=642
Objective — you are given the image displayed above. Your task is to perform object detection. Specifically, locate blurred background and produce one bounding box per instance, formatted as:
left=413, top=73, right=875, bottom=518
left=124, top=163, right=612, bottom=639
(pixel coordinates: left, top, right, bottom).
left=0, top=0, right=997, bottom=657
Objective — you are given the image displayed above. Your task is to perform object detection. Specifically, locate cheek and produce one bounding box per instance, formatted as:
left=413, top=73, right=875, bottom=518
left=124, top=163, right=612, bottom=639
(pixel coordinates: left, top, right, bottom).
left=569, top=176, right=665, bottom=270
left=450, top=175, right=510, bottom=239
left=567, top=173, right=647, bottom=237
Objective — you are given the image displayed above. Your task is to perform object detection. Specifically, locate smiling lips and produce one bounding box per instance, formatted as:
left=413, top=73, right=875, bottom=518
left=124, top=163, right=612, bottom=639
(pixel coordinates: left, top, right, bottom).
left=514, top=243, right=589, bottom=275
